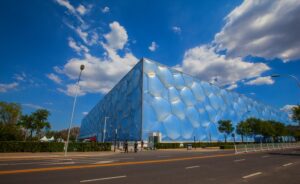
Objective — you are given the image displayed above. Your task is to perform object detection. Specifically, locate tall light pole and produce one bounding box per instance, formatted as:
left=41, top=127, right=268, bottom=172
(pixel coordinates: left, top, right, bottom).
left=102, top=116, right=109, bottom=142
left=64, top=64, right=85, bottom=157
left=270, top=74, right=300, bottom=88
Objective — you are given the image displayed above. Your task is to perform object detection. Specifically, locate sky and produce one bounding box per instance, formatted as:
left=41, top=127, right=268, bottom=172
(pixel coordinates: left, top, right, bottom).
left=0, top=0, right=300, bottom=130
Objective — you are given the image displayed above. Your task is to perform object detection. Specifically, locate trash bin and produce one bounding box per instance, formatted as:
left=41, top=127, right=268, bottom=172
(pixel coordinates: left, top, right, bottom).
left=187, top=144, right=192, bottom=150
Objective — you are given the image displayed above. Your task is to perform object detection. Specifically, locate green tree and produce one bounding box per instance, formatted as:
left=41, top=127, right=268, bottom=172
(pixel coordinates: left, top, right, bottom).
left=0, top=101, right=21, bottom=125
left=292, top=105, right=300, bottom=125
left=270, top=121, right=286, bottom=142
left=32, top=109, right=51, bottom=138
left=236, top=121, right=251, bottom=142
left=18, top=114, right=35, bottom=139
left=218, top=120, right=234, bottom=143
left=0, top=101, right=23, bottom=141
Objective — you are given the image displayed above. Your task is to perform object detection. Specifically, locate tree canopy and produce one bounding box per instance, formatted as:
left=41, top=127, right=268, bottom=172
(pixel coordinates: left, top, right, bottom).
left=218, top=120, right=234, bottom=143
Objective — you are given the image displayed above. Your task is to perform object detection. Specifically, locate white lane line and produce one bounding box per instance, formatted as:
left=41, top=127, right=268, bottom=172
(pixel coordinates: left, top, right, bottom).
left=185, top=165, right=200, bottom=169
left=282, top=163, right=293, bottom=167
left=242, top=172, right=262, bottom=179
left=94, top=160, right=115, bottom=164
left=157, top=155, right=170, bottom=158
left=117, top=157, right=134, bottom=160
left=234, top=159, right=245, bottom=162
left=80, top=175, right=127, bottom=183
left=261, top=155, right=270, bottom=158
left=0, top=161, right=62, bottom=166
left=41, top=162, right=75, bottom=165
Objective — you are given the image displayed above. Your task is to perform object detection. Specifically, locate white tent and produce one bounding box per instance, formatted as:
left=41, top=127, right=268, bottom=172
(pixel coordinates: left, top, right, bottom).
left=40, top=136, right=48, bottom=142
left=48, top=136, right=54, bottom=142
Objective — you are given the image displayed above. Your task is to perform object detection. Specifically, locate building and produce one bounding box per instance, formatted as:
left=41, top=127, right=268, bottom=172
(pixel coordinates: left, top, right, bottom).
left=79, top=58, right=292, bottom=142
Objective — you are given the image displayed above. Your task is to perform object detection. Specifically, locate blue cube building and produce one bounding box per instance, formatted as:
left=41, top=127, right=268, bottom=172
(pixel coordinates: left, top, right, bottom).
left=79, top=58, right=292, bottom=142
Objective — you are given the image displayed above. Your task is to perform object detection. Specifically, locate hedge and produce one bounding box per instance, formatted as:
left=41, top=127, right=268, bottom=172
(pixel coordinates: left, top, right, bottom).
left=0, top=141, right=111, bottom=152
left=155, top=143, right=180, bottom=149
left=219, top=145, right=234, bottom=149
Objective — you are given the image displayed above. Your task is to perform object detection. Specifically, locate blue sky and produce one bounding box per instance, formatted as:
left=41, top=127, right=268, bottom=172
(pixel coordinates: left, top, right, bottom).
left=0, top=0, right=300, bottom=130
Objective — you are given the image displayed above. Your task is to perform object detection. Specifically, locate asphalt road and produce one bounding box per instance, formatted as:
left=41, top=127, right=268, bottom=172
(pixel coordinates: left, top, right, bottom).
left=0, top=148, right=299, bottom=184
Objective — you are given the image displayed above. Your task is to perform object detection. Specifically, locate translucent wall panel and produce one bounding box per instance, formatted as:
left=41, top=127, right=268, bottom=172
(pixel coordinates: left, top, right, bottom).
left=79, top=62, right=143, bottom=141
left=142, top=58, right=292, bottom=142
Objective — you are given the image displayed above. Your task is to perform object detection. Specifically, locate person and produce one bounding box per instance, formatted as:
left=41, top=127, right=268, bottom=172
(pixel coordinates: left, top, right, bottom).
left=134, top=141, right=138, bottom=153
left=141, top=140, right=144, bottom=150
left=124, top=140, right=128, bottom=153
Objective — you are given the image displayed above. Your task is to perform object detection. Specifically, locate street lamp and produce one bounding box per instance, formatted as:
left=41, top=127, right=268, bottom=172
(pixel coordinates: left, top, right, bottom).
left=102, top=116, right=109, bottom=142
left=270, top=74, right=300, bottom=88
left=64, top=64, right=85, bottom=157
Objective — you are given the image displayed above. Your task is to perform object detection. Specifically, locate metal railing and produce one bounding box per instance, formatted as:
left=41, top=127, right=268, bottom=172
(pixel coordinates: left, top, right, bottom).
left=234, top=142, right=300, bottom=154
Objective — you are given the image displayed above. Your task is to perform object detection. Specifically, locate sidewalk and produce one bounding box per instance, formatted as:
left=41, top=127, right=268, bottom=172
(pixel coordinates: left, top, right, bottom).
left=0, top=151, right=120, bottom=161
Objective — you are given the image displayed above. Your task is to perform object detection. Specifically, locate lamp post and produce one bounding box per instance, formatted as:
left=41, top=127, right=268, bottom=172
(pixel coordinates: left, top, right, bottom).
left=64, top=64, right=85, bottom=157
left=102, top=116, right=109, bottom=142
left=270, top=74, right=300, bottom=88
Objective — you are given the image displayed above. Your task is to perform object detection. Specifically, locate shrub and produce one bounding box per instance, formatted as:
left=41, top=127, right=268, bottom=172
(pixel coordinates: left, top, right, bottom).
left=155, top=143, right=180, bottom=149
left=0, top=141, right=111, bottom=152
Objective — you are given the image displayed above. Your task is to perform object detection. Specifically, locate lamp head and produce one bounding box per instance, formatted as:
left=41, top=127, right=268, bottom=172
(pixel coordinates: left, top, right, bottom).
left=80, top=64, right=85, bottom=71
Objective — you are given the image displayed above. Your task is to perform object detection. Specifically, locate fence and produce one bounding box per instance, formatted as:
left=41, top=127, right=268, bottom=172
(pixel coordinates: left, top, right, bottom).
left=234, top=142, right=300, bottom=154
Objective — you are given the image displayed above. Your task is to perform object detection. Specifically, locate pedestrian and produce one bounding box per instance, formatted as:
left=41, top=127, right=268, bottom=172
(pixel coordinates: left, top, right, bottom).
left=141, top=140, right=144, bottom=151
left=124, top=140, right=128, bottom=153
left=134, top=141, right=138, bottom=153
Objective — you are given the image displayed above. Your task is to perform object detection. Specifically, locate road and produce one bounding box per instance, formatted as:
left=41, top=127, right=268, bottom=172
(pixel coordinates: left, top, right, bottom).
left=0, top=148, right=299, bottom=184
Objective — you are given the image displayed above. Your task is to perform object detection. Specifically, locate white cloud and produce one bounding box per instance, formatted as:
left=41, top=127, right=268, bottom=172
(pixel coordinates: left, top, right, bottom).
left=214, top=0, right=300, bottom=62
left=0, top=82, right=18, bottom=93
left=102, top=6, right=110, bottom=13
left=172, top=26, right=181, bottom=34
left=68, top=37, right=89, bottom=54
left=179, top=45, right=270, bottom=86
left=104, top=21, right=128, bottom=50
left=14, top=73, right=26, bottom=82
left=281, top=104, right=297, bottom=119
left=76, top=4, right=87, bottom=15
left=58, top=83, right=86, bottom=97
left=22, top=103, right=45, bottom=110
left=46, top=73, right=62, bottom=84
left=82, top=111, right=88, bottom=115
left=245, top=76, right=274, bottom=86
left=148, top=41, right=158, bottom=52
left=55, top=0, right=75, bottom=13
left=57, top=21, right=138, bottom=96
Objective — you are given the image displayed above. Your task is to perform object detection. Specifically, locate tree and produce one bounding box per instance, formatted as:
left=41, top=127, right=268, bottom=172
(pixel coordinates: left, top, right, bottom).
left=236, top=121, right=251, bottom=142
left=0, top=101, right=21, bottom=125
left=32, top=109, right=51, bottom=138
left=18, top=114, right=35, bottom=139
left=292, top=105, right=300, bottom=125
left=18, top=109, right=51, bottom=140
left=0, top=101, right=23, bottom=141
left=270, top=121, right=286, bottom=142
left=218, top=120, right=234, bottom=143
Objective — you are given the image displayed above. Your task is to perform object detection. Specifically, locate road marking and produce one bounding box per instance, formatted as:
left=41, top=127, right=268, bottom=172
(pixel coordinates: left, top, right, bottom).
left=117, top=157, right=134, bottom=160
left=185, top=165, right=200, bottom=169
left=0, top=161, right=62, bottom=166
left=234, top=159, right=245, bottom=162
left=242, top=172, right=262, bottom=179
left=282, top=163, right=293, bottom=167
left=80, top=175, right=127, bottom=183
left=41, top=162, right=75, bottom=165
left=261, top=155, right=270, bottom=158
left=157, top=155, right=170, bottom=158
left=94, top=160, right=115, bottom=164
left=0, top=152, right=239, bottom=175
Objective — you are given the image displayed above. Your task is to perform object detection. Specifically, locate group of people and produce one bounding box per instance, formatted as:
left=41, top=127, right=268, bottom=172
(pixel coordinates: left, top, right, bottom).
left=123, top=140, right=144, bottom=153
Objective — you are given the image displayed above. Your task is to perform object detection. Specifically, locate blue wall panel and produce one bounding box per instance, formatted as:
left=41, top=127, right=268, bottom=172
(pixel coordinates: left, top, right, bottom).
left=79, top=61, right=143, bottom=141
left=142, top=59, right=292, bottom=142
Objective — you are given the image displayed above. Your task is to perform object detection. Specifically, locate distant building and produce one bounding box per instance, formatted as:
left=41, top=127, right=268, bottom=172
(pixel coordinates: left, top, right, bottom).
left=79, top=58, right=292, bottom=142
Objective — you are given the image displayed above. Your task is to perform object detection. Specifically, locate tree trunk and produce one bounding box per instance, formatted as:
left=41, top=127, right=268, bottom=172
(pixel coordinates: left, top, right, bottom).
left=224, top=135, right=227, bottom=143
left=241, top=135, right=244, bottom=143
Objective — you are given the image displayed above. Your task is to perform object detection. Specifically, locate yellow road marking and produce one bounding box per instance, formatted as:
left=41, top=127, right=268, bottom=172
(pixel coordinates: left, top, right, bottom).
left=0, top=153, right=236, bottom=175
